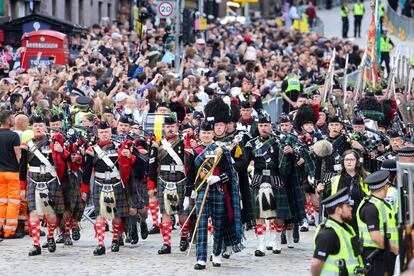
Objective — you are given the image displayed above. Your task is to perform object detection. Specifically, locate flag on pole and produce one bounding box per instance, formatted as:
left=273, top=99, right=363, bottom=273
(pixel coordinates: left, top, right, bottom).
left=364, top=2, right=379, bottom=87
left=375, top=0, right=382, bottom=65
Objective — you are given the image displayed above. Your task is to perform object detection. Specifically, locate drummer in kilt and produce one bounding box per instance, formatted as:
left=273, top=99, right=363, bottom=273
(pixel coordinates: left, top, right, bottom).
left=245, top=111, right=292, bottom=257
left=20, top=115, right=66, bottom=256
left=81, top=121, right=133, bottom=255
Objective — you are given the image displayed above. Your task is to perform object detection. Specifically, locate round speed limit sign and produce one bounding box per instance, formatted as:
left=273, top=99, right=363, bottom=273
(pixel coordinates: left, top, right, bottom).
left=158, top=2, right=174, bottom=17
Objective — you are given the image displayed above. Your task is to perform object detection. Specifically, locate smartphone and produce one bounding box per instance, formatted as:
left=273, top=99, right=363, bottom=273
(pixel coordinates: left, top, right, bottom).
left=32, top=80, right=40, bottom=88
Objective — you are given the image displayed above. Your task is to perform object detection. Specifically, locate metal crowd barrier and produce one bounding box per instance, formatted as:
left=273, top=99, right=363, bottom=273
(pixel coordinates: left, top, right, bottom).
left=262, top=68, right=357, bottom=121
left=386, top=2, right=414, bottom=39
left=316, top=0, right=341, bottom=9
left=263, top=96, right=283, bottom=122
left=313, top=17, right=325, bottom=35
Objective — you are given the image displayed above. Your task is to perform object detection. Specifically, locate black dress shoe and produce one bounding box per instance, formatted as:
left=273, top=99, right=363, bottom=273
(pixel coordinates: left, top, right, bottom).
left=254, top=250, right=265, bottom=257
left=281, top=232, right=287, bottom=244
left=149, top=225, right=160, bottom=235
left=140, top=221, right=149, bottom=240
left=212, top=262, right=221, bottom=267
left=273, top=249, right=281, bottom=254
left=72, top=226, right=81, bottom=241
left=55, top=234, right=64, bottom=244
left=64, top=235, right=73, bottom=246
left=194, top=263, right=206, bottom=270
left=118, top=234, right=124, bottom=246
left=266, top=246, right=273, bottom=251
left=111, top=240, right=120, bottom=252
left=158, top=244, right=171, bottom=254
left=125, top=234, right=131, bottom=244
left=179, top=237, right=189, bottom=252
left=129, top=226, right=139, bottom=245
left=93, top=245, right=106, bottom=256
left=28, top=245, right=41, bottom=256
left=47, top=237, right=56, bottom=253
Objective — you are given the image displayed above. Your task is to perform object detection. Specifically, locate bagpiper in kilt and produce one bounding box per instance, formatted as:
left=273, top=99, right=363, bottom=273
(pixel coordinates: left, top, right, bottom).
left=278, top=115, right=308, bottom=248
left=50, top=113, right=85, bottom=246
left=148, top=116, right=193, bottom=255
left=245, top=112, right=292, bottom=257
left=81, top=121, right=134, bottom=256
left=117, top=117, right=150, bottom=245
left=314, top=116, right=355, bottom=223
left=20, top=115, right=66, bottom=256
left=126, top=139, right=149, bottom=244
left=293, top=103, right=321, bottom=232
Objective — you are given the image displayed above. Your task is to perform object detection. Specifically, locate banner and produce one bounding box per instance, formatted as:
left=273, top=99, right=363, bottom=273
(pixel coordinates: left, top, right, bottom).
left=364, top=7, right=379, bottom=87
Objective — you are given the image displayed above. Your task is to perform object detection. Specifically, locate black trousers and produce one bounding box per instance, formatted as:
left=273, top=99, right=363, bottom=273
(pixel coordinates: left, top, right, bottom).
left=381, top=52, right=391, bottom=76
left=363, top=248, right=396, bottom=276
left=342, top=17, right=349, bottom=38
left=354, top=15, right=363, bottom=37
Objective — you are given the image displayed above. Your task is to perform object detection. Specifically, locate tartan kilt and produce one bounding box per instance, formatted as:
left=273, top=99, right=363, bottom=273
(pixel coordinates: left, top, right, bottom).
left=127, top=177, right=148, bottom=210
left=27, top=175, right=65, bottom=215
left=61, top=172, right=85, bottom=221
left=250, top=175, right=292, bottom=220
left=285, top=176, right=306, bottom=223
left=92, top=177, right=128, bottom=218
left=157, top=177, right=189, bottom=215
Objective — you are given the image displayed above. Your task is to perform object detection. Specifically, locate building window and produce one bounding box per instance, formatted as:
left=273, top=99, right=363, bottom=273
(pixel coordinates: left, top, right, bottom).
left=79, top=0, right=84, bottom=24
left=52, top=0, right=57, bottom=16
left=98, top=1, right=102, bottom=21
left=108, top=3, right=111, bottom=17
left=65, top=0, right=72, bottom=21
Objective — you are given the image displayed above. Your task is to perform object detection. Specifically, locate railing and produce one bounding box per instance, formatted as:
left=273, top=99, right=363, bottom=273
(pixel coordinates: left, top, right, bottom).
left=313, top=17, right=325, bottom=35
left=386, top=1, right=414, bottom=39
left=263, top=96, right=283, bottom=123
left=316, top=0, right=341, bottom=10
left=262, top=70, right=358, bottom=120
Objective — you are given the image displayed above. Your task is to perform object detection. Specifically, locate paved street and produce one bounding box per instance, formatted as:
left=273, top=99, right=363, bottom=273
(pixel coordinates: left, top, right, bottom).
left=3, top=3, right=409, bottom=276
left=318, top=1, right=413, bottom=56
left=0, top=219, right=315, bottom=276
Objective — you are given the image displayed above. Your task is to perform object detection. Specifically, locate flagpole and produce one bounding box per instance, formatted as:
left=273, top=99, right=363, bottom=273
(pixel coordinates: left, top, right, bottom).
left=342, top=54, right=349, bottom=114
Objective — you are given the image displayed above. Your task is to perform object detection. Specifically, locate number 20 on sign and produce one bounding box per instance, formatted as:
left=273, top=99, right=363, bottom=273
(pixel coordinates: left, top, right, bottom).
left=157, top=1, right=174, bottom=18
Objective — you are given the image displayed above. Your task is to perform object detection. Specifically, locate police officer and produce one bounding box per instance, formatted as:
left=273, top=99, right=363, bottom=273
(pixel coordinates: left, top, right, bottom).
left=73, top=96, right=93, bottom=127
left=380, top=30, right=394, bottom=77
left=356, top=171, right=399, bottom=276
left=281, top=68, right=302, bottom=114
left=353, top=0, right=364, bottom=38
left=341, top=1, right=350, bottom=38
left=381, top=159, right=398, bottom=213
left=311, top=188, right=364, bottom=276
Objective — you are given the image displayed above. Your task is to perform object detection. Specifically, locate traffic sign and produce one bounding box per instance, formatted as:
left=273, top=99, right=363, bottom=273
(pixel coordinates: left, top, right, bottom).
left=157, top=1, right=175, bottom=18
left=232, top=0, right=259, bottom=3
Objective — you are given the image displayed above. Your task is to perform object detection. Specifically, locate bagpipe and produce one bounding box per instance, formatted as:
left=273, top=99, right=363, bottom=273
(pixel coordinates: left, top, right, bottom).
left=271, top=124, right=305, bottom=162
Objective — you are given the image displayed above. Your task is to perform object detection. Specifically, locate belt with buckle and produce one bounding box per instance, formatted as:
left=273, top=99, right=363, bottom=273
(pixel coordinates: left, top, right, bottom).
left=258, top=169, right=276, bottom=176
left=95, top=180, right=122, bottom=190
left=160, top=164, right=185, bottom=172
left=95, top=171, right=120, bottom=180
left=159, top=177, right=186, bottom=188
left=29, top=177, right=56, bottom=190
left=29, top=166, right=52, bottom=174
